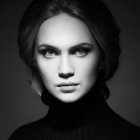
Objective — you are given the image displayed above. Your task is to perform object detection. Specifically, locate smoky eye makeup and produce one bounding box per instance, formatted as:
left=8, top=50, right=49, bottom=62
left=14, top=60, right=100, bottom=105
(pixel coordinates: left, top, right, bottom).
left=37, top=44, right=59, bottom=58
left=69, top=43, right=93, bottom=57
left=70, top=47, right=91, bottom=57
left=37, top=42, right=94, bottom=58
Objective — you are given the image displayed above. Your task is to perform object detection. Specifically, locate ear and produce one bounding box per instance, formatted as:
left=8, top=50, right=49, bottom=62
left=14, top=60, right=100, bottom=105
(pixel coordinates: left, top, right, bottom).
left=31, top=76, right=42, bottom=96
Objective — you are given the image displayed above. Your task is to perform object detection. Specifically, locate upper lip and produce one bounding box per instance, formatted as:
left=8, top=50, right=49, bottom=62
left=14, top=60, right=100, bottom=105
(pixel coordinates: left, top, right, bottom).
left=57, top=82, right=79, bottom=87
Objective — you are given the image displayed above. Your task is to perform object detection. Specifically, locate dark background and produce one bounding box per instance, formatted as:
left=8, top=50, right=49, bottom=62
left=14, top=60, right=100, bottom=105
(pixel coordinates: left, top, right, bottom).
left=0, top=0, right=140, bottom=139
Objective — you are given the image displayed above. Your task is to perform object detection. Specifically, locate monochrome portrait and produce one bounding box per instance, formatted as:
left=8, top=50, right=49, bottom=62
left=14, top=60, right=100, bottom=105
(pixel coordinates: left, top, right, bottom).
left=0, top=0, right=140, bottom=139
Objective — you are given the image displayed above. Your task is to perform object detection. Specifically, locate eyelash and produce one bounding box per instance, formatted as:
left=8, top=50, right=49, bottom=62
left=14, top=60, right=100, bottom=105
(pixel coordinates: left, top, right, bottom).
left=38, top=49, right=58, bottom=58
left=71, top=48, right=90, bottom=57
left=38, top=47, right=90, bottom=58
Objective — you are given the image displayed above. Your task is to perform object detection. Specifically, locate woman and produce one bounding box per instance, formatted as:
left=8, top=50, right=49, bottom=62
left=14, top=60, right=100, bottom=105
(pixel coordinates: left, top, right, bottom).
left=9, top=0, right=140, bottom=139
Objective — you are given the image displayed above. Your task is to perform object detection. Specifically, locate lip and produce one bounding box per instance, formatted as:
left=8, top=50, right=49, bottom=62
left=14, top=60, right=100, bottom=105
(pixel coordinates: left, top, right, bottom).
left=57, top=82, right=79, bottom=93
left=57, top=82, right=79, bottom=87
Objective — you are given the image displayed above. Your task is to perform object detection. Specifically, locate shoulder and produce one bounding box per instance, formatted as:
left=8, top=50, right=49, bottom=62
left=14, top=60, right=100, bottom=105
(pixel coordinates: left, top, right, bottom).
left=8, top=117, right=48, bottom=140
left=96, top=104, right=140, bottom=139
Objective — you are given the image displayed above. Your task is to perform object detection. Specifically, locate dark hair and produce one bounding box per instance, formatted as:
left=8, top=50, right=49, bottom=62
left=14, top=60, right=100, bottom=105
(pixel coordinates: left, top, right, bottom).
left=17, top=0, right=121, bottom=99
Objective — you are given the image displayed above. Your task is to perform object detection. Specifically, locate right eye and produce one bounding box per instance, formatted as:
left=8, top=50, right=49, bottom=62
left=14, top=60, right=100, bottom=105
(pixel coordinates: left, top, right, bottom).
left=38, top=48, right=58, bottom=58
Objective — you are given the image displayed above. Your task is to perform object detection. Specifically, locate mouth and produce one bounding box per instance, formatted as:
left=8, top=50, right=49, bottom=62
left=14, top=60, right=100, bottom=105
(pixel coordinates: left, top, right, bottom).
left=57, top=82, right=79, bottom=87
left=57, top=82, right=79, bottom=93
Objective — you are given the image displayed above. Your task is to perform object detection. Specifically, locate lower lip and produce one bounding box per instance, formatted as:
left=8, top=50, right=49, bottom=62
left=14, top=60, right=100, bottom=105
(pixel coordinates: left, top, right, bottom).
left=59, top=85, right=78, bottom=93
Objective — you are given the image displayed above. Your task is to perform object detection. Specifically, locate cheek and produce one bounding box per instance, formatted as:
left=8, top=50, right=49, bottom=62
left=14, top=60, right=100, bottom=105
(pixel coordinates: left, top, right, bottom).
left=75, top=55, right=99, bottom=80
left=36, top=58, right=58, bottom=83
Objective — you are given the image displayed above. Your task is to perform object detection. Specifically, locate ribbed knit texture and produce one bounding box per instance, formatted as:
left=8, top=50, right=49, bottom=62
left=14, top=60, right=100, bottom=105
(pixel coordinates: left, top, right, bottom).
left=9, top=83, right=140, bottom=140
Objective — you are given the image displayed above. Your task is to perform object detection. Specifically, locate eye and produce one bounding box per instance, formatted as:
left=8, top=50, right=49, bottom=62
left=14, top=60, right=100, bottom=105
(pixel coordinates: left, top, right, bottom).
left=38, top=48, right=58, bottom=58
left=72, top=47, right=90, bottom=57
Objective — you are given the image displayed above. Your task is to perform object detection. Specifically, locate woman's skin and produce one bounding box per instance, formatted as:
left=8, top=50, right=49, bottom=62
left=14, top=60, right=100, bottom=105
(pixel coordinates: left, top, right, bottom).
left=35, top=13, right=100, bottom=103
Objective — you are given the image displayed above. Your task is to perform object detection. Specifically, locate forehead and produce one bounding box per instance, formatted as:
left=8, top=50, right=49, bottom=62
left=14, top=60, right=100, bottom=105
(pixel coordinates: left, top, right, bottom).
left=37, top=13, right=94, bottom=49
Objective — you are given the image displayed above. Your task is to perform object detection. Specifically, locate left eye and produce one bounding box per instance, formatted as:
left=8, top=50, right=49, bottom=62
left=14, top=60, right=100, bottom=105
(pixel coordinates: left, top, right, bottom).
left=74, top=48, right=89, bottom=57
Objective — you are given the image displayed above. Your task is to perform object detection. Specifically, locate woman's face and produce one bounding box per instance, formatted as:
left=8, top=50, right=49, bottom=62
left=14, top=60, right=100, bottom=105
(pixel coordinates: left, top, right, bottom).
left=35, top=14, right=100, bottom=103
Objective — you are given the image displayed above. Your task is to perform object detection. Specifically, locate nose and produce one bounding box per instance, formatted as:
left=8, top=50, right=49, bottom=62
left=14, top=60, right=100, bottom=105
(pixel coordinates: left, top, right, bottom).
left=58, top=55, right=74, bottom=79
left=59, top=73, right=74, bottom=79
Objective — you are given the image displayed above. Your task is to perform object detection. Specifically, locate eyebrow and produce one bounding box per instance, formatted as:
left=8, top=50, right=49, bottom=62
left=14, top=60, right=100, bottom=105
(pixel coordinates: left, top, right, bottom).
left=37, top=42, right=93, bottom=51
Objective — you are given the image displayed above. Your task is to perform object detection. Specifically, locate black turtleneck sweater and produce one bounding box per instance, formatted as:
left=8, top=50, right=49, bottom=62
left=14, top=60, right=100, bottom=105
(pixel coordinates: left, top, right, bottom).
left=9, top=85, right=140, bottom=140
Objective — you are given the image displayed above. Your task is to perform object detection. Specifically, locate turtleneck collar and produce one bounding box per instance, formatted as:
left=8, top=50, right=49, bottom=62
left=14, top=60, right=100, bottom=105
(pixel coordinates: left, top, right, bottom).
left=41, top=80, right=107, bottom=130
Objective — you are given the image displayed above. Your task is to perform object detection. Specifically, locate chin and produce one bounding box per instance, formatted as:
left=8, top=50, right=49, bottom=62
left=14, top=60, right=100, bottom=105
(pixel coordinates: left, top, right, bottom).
left=57, top=92, right=83, bottom=103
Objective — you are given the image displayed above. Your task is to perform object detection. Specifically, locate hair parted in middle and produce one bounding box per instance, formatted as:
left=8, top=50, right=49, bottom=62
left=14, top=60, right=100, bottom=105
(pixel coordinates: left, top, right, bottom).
left=17, top=0, right=121, bottom=99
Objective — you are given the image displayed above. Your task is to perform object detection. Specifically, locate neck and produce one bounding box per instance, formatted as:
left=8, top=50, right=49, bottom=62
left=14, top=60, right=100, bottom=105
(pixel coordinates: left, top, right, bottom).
left=41, top=81, right=106, bottom=129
